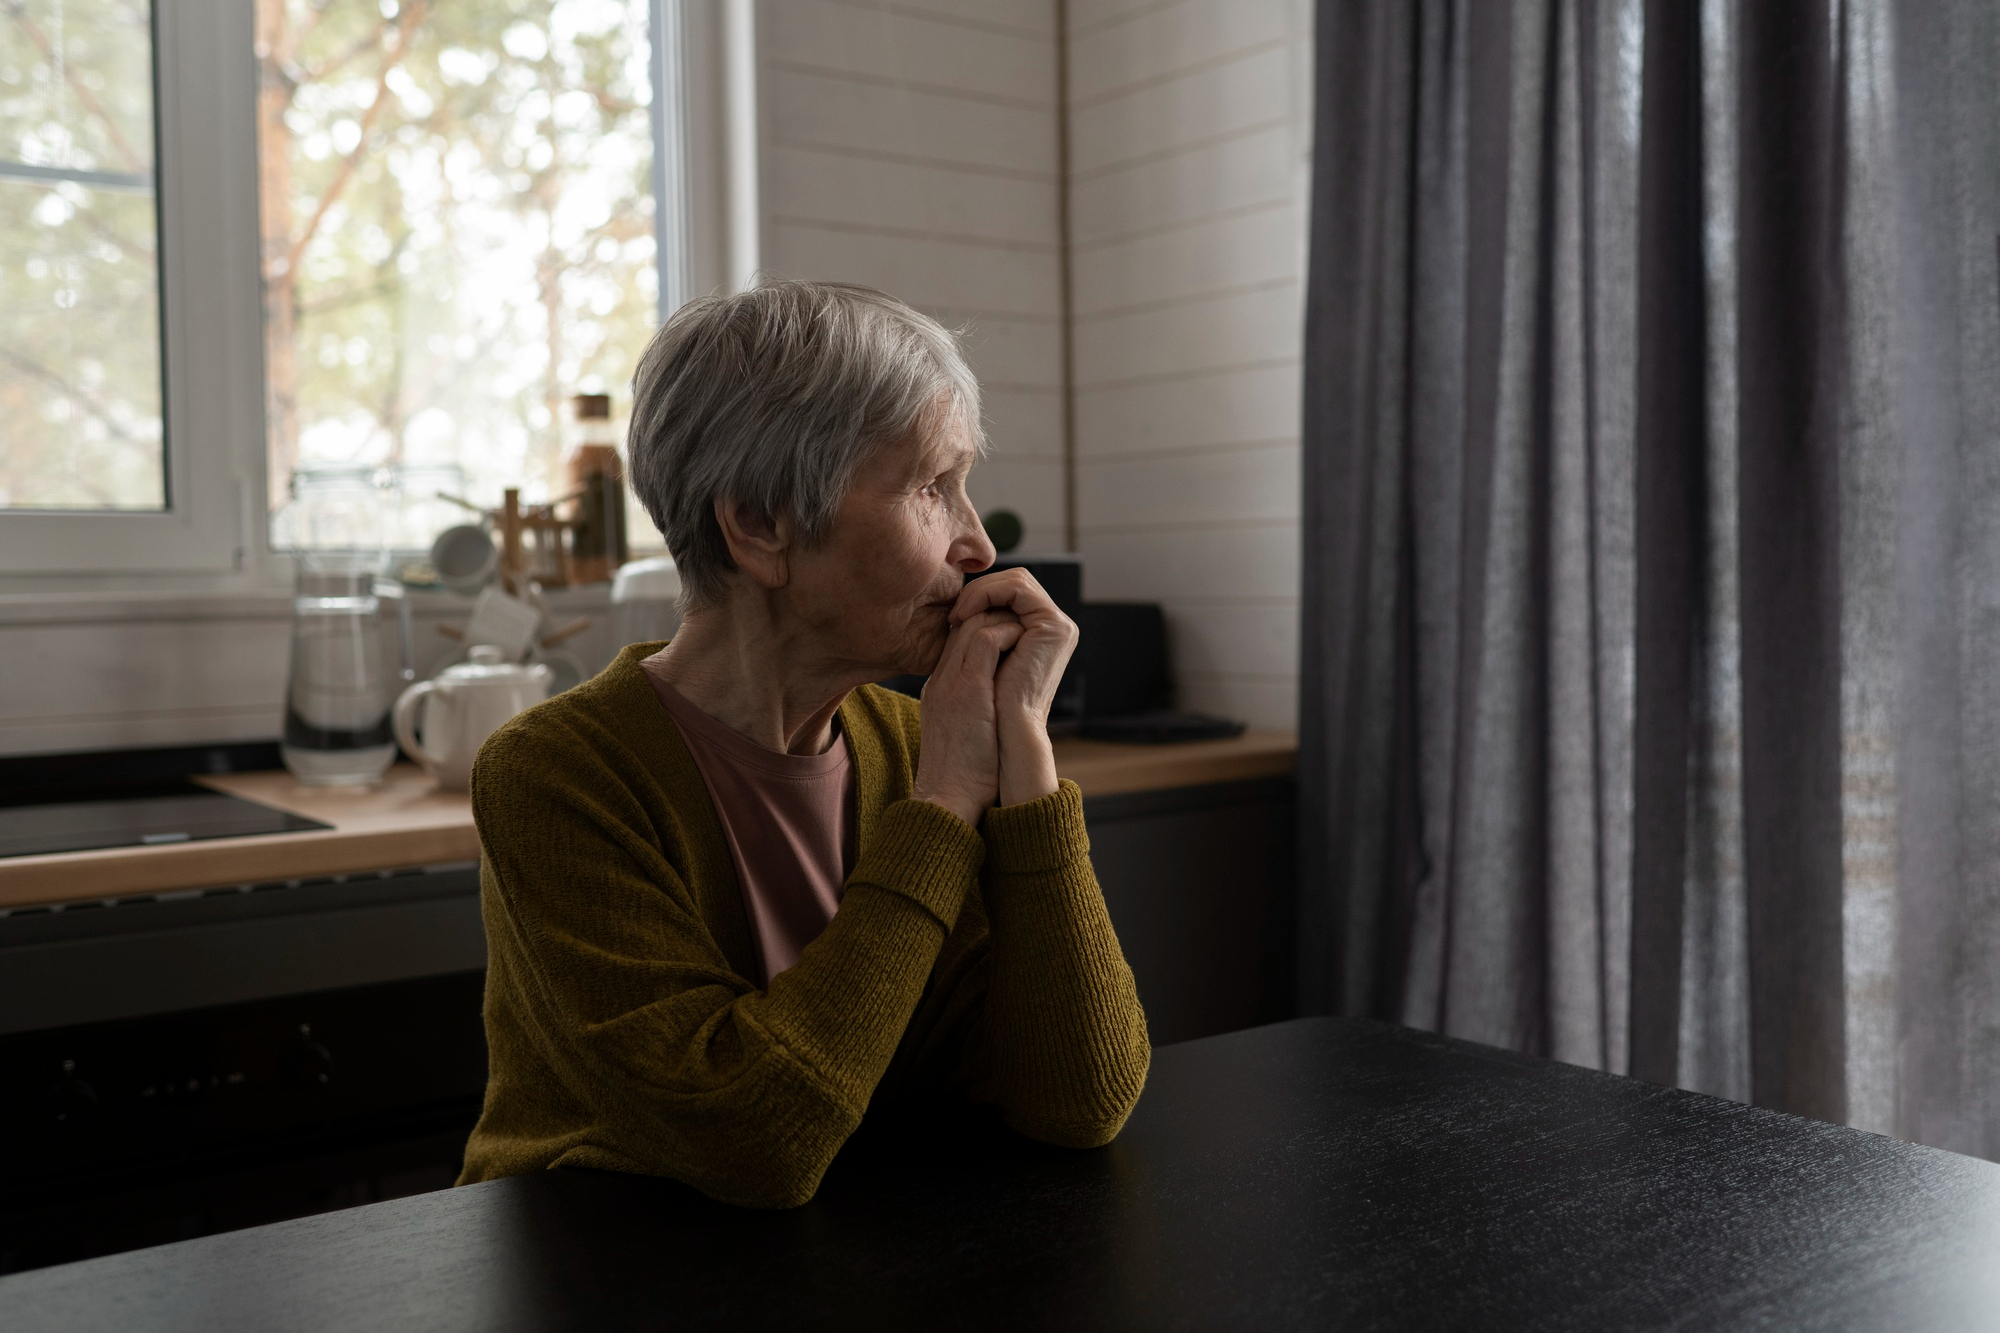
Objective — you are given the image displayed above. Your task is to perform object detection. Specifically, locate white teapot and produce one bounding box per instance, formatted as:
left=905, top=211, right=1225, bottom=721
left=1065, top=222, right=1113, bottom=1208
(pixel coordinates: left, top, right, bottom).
left=392, top=645, right=553, bottom=791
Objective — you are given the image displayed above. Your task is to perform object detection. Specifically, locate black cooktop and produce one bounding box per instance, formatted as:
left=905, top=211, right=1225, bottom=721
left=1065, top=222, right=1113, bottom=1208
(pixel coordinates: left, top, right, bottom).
left=0, top=783, right=329, bottom=860
left=0, top=743, right=331, bottom=860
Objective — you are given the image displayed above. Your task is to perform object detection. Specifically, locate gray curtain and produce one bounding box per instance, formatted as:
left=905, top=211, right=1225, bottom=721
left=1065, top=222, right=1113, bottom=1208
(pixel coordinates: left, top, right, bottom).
left=1299, top=0, right=2000, bottom=1158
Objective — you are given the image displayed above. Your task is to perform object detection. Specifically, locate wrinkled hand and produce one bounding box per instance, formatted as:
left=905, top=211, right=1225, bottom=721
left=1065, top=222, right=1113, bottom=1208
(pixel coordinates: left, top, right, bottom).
left=950, top=570, right=1076, bottom=808
left=910, top=608, right=1024, bottom=826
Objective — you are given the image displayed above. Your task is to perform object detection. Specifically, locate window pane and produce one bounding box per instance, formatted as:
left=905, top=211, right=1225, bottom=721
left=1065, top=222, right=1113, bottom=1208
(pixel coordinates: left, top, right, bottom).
left=257, top=0, right=661, bottom=551
left=0, top=0, right=164, bottom=512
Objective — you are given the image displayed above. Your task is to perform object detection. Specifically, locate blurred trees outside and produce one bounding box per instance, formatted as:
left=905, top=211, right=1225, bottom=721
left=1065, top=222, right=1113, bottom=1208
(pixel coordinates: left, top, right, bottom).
left=0, top=0, right=163, bottom=511
left=1, top=0, right=663, bottom=526
left=257, top=0, right=661, bottom=535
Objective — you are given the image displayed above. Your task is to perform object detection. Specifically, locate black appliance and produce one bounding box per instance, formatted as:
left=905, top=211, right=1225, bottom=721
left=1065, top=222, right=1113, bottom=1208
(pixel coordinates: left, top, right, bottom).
left=0, top=743, right=489, bottom=1274
left=0, top=783, right=329, bottom=860
left=1075, top=602, right=1244, bottom=744
left=1077, top=602, right=1175, bottom=717
left=0, top=742, right=328, bottom=861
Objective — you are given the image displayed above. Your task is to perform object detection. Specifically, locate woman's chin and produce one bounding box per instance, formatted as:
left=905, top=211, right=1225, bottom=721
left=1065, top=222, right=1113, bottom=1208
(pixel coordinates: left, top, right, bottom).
left=889, top=610, right=952, bottom=677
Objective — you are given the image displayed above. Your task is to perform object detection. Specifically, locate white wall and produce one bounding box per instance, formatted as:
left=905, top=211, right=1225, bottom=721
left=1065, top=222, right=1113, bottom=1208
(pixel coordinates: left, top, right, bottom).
left=0, top=588, right=619, bottom=758
left=1064, top=0, right=1312, bottom=730
left=757, top=0, right=1070, bottom=551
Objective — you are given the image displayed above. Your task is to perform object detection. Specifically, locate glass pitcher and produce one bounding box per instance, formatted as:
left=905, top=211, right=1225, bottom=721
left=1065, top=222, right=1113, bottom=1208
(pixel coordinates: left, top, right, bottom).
left=281, top=553, right=416, bottom=787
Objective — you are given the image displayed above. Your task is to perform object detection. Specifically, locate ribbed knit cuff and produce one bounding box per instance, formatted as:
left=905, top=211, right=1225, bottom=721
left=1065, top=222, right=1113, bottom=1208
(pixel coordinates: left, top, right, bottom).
left=849, top=797, right=985, bottom=930
left=981, top=779, right=1089, bottom=876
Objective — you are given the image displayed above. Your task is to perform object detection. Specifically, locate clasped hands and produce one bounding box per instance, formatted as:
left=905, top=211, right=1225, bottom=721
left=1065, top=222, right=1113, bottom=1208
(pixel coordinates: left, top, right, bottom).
left=909, top=568, right=1077, bottom=827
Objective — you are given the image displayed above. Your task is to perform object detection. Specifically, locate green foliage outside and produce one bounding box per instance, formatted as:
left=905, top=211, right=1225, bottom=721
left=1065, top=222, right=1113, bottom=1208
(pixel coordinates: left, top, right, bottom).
left=1, top=0, right=662, bottom=528
left=0, top=0, right=162, bottom=511
left=260, top=0, right=660, bottom=526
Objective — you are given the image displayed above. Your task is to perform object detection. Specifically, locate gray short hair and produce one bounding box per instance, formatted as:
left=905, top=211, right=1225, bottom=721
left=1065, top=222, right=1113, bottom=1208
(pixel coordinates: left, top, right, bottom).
left=626, top=278, right=984, bottom=609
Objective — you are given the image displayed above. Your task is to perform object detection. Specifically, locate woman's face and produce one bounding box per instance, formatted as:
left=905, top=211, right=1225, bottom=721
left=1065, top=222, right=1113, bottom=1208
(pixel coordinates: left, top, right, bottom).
left=785, top=411, right=996, bottom=678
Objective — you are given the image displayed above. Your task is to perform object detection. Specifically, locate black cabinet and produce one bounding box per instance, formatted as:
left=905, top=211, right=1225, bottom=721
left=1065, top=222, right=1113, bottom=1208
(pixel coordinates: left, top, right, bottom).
left=0, top=971, right=488, bottom=1274
left=0, top=865, right=490, bottom=1275
left=1085, top=776, right=1295, bottom=1045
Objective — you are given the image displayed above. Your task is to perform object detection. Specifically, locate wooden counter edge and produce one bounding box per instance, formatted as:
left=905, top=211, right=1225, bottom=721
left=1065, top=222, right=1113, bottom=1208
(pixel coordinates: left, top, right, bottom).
left=0, top=824, right=481, bottom=911
left=1053, top=730, right=1297, bottom=799
left=0, top=733, right=1297, bottom=911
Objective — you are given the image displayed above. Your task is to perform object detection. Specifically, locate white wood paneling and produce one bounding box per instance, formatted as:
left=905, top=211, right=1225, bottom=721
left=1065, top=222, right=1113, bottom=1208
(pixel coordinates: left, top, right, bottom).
left=1077, top=441, right=1299, bottom=530
left=824, top=0, right=1055, bottom=39
left=764, top=145, right=1060, bottom=245
left=0, top=588, right=619, bottom=757
left=1067, top=0, right=1311, bottom=728
left=1075, top=362, right=1301, bottom=459
left=766, top=0, right=1056, bottom=105
left=1067, top=0, right=1171, bottom=38
left=766, top=66, right=1057, bottom=176
left=761, top=0, right=1067, bottom=538
left=980, top=387, right=1065, bottom=460
left=765, top=224, right=1059, bottom=318
left=1069, top=0, right=1297, bottom=104
left=948, top=315, right=1064, bottom=389
left=1070, top=122, right=1299, bottom=245
left=1070, top=43, right=1295, bottom=176
left=1072, top=282, right=1303, bottom=387
left=1178, top=671, right=1298, bottom=731
left=1165, top=599, right=1300, bottom=678
left=0, top=615, right=289, bottom=755
left=1083, top=523, right=1301, bottom=603
left=1071, top=200, right=1302, bottom=319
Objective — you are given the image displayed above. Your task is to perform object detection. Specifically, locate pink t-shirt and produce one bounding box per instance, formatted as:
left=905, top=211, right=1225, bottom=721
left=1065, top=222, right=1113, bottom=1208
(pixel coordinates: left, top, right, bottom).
left=641, top=662, right=856, bottom=987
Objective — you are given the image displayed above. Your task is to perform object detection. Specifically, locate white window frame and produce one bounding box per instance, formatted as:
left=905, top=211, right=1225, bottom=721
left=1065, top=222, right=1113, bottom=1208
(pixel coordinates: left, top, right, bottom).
left=0, top=0, right=751, bottom=585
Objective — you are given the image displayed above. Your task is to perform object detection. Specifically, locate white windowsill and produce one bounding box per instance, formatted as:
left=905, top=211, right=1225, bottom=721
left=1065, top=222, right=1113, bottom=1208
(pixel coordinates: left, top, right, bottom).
left=0, top=576, right=613, bottom=627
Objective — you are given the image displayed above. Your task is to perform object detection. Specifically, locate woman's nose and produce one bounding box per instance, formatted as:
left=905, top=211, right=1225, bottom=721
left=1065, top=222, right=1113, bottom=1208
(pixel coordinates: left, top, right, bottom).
left=952, top=505, right=997, bottom=573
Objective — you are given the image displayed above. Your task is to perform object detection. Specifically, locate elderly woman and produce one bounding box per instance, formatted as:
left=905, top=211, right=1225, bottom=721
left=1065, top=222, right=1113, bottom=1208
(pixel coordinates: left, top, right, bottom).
left=457, top=279, right=1149, bottom=1207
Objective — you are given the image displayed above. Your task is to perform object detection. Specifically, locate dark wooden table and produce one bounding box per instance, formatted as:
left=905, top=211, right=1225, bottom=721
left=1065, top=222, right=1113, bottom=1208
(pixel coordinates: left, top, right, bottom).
left=8, top=1017, right=2000, bottom=1331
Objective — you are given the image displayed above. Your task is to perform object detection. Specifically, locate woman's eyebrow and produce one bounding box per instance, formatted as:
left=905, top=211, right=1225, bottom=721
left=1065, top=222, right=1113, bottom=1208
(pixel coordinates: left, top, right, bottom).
left=915, top=449, right=969, bottom=482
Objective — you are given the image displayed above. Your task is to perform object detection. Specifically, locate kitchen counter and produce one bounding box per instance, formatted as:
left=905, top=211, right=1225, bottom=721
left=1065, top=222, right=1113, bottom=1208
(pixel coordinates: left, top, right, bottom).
left=1044, top=729, right=1296, bottom=797
left=0, top=732, right=1296, bottom=912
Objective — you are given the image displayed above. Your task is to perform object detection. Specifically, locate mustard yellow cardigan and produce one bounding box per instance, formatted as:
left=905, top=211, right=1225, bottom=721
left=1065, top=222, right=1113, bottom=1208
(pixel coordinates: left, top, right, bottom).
left=456, top=643, right=1150, bottom=1207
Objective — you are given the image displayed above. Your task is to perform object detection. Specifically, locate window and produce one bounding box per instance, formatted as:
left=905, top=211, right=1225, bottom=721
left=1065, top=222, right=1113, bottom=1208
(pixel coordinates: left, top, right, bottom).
left=256, top=0, right=679, bottom=553
left=0, top=0, right=703, bottom=578
left=0, top=0, right=164, bottom=512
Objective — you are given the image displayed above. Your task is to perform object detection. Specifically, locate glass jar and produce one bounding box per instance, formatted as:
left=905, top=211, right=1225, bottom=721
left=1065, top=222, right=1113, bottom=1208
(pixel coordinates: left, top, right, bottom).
left=282, top=553, right=415, bottom=785
left=274, top=465, right=411, bottom=785
left=273, top=463, right=394, bottom=553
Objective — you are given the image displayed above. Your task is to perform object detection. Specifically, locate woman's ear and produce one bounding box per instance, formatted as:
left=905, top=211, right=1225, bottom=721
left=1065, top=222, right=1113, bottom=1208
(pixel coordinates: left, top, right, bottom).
left=714, top=497, right=793, bottom=589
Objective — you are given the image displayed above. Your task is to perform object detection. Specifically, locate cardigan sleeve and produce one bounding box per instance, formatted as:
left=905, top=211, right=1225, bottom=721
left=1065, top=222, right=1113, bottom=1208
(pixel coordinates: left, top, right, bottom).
left=465, top=724, right=984, bottom=1208
left=959, top=780, right=1151, bottom=1146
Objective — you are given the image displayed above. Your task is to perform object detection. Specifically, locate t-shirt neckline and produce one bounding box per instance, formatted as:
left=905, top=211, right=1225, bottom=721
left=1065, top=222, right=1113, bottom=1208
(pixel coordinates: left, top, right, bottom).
left=642, top=664, right=852, bottom=780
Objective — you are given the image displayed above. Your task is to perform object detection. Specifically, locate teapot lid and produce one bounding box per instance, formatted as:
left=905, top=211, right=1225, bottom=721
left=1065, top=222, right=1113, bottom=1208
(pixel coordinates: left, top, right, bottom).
left=441, top=643, right=545, bottom=682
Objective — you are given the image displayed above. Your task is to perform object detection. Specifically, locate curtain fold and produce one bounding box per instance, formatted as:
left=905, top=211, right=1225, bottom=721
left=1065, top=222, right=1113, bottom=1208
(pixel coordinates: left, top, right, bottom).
left=1300, top=0, right=2000, bottom=1156
left=1302, top=0, right=1643, bottom=1069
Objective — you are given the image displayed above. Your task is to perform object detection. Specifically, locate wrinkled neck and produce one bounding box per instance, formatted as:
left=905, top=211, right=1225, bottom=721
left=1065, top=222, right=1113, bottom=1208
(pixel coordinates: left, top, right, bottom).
left=641, top=590, right=865, bottom=756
